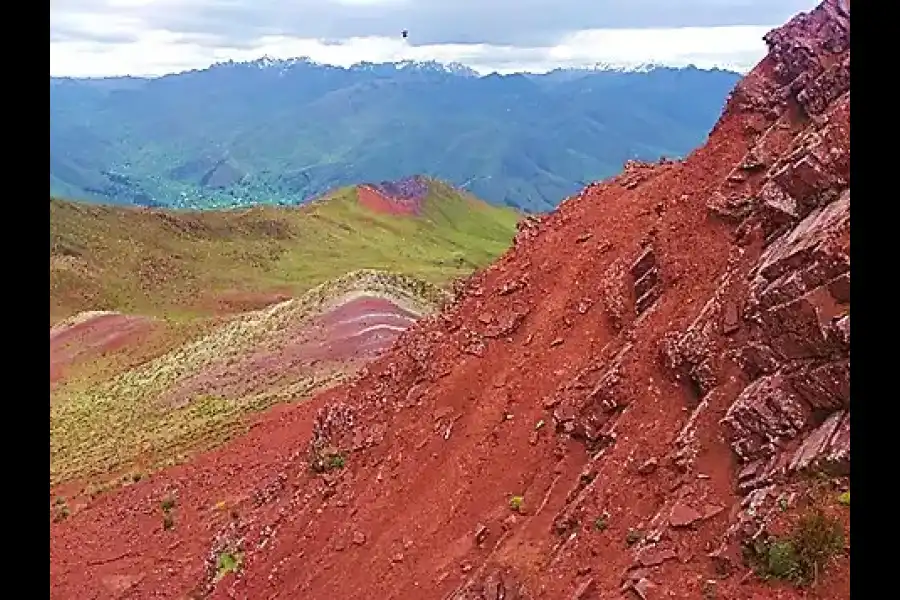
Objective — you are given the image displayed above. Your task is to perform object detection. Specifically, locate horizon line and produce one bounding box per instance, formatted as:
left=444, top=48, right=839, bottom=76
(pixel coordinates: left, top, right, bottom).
left=49, top=56, right=748, bottom=81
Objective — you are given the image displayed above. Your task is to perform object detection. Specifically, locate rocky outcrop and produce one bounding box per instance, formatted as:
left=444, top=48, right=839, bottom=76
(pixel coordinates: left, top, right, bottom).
left=664, top=0, right=852, bottom=569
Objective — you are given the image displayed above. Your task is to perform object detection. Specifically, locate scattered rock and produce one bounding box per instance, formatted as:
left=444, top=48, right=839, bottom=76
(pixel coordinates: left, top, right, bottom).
left=474, top=524, right=489, bottom=545
left=636, top=547, right=677, bottom=567
left=722, top=302, right=740, bottom=335
left=637, top=457, right=659, bottom=475
left=631, top=577, right=659, bottom=600
left=572, top=578, right=597, bottom=599
left=668, top=502, right=703, bottom=528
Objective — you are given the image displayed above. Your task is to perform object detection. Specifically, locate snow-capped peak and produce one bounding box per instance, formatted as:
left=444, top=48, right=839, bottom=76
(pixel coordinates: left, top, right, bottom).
left=394, top=60, right=479, bottom=76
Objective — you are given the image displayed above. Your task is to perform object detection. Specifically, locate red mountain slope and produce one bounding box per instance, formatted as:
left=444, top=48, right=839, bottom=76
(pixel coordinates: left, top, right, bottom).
left=49, top=1, right=850, bottom=598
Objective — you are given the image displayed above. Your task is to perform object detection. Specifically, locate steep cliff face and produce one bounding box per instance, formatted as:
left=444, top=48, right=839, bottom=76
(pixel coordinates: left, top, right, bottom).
left=49, top=2, right=850, bottom=599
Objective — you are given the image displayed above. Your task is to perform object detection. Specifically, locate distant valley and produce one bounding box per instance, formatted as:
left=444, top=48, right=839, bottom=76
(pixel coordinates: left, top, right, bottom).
left=50, top=59, right=740, bottom=212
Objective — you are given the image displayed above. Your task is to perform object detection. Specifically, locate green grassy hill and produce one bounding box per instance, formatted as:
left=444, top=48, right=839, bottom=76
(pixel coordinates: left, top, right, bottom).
left=50, top=177, right=519, bottom=324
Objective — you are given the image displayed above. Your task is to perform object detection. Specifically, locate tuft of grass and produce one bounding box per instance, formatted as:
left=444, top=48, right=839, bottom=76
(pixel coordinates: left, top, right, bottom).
left=215, top=552, right=243, bottom=581
left=748, top=508, right=844, bottom=586
left=161, top=494, right=177, bottom=529
left=509, top=495, right=525, bottom=513
left=52, top=503, right=71, bottom=523
left=837, top=491, right=850, bottom=506
left=625, top=529, right=643, bottom=546
left=309, top=446, right=347, bottom=473
left=594, top=513, right=609, bottom=532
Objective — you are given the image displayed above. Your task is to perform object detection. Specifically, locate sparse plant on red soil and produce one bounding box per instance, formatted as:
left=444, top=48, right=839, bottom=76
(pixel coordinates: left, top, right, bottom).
left=746, top=508, right=844, bottom=586
left=215, top=551, right=243, bottom=581
left=161, top=495, right=177, bottom=530
left=52, top=501, right=70, bottom=523
left=508, top=495, right=524, bottom=513
left=309, top=445, right=347, bottom=473
left=625, top=528, right=643, bottom=546
left=593, top=512, right=610, bottom=531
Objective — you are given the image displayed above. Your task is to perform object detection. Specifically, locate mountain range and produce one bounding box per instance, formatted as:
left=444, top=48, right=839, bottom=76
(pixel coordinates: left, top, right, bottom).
left=50, top=59, right=741, bottom=212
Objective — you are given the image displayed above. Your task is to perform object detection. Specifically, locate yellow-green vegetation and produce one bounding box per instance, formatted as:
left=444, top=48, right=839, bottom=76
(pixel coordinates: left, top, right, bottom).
left=50, top=270, right=450, bottom=487
left=509, top=495, right=525, bottom=512
left=748, top=508, right=845, bottom=586
left=215, top=551, right=243, bottom=581
left=837, top=491, right=850, bottom=506
left=50, top=179, right=519, bottom=323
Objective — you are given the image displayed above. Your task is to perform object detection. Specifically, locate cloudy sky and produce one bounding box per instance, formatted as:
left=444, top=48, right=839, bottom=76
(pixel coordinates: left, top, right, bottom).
left=50, top=0, right=820, bottom=78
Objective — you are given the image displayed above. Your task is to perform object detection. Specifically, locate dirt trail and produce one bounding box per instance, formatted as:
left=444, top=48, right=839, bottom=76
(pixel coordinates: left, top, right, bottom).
left=50, top=2, right=851, bottom=599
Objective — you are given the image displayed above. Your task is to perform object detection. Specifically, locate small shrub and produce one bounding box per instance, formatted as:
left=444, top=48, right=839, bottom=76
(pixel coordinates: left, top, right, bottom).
left=161, top=497, right=176, bottom=511
left=215, top=551, right=243, bottom=581
left=326, top=453, right=346, bottom=470
left=593, top=515, right=608, bottom=531
left=749, top=508, right=844, bottom=586
left=509, top=495, right=525, bottom=512
left=790, top=508, right=844, bottom=583
left=52, top=506, right=70, bottom=523
left=837, top=491, right=850, bottom=506
left=162, top=513, right=175, bottom=530
left=625, top=528, right=643, bottom=546
left=309, top=446, right=347, bottom=473
left=764, top=540, right=799, bottom=580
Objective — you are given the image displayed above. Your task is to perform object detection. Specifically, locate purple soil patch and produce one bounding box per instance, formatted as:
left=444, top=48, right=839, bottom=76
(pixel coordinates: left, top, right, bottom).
left=371, top=176, right=429, bottom=202
left=357, top=176, right=430, bottom=215
left=50, top=313, right=156, bottom=388
left=163, top=297, right=420, bottom=406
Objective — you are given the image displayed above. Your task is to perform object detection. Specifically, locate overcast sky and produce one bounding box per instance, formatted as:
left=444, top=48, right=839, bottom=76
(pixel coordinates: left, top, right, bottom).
left=49, top=0, right=820, bottom=77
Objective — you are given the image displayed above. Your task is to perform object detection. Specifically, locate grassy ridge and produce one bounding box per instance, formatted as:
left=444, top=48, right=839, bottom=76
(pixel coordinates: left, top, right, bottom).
left=50, top=178, right=520, bottom=323
left=50, top=270, right=449, bottom=488
left=50, top=180, right=518, bottom=492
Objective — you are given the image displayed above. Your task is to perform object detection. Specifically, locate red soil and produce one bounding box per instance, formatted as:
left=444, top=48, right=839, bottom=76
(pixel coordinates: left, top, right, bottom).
left=357, top=185, right=423, bottom=216
left=163, top=296, right=420, bottom=405
left=49, top=313, right=156, bottom=389
left=49, top=3, right=851, bottom=599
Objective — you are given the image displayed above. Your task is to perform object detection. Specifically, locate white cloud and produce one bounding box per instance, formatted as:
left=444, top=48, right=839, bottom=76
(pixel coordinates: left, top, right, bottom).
left=49, top=24, right=774, bottom=78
